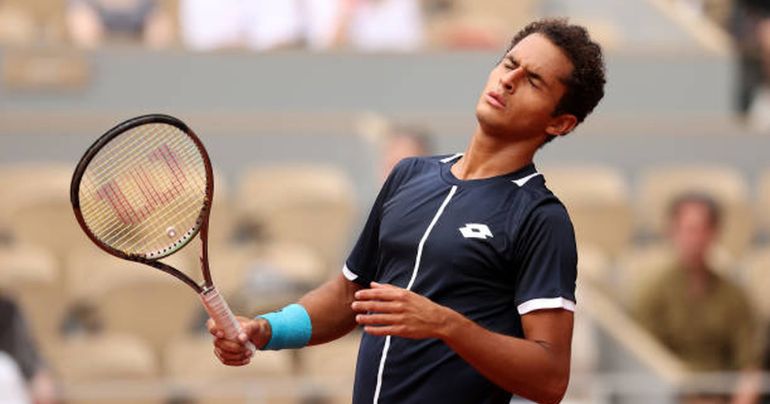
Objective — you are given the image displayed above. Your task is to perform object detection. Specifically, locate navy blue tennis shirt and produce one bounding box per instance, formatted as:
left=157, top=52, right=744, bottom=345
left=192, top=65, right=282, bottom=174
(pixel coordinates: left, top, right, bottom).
left=343, top=154, right=578, bottom=404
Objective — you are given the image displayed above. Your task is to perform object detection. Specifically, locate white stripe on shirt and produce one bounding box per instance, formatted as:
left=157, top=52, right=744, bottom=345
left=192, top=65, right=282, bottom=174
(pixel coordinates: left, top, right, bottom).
left=372, top=185, right=458, bottom=404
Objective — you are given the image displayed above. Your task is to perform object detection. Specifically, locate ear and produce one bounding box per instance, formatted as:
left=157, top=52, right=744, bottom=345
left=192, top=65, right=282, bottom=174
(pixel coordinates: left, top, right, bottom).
left=545, top=114, right=578, bottom=137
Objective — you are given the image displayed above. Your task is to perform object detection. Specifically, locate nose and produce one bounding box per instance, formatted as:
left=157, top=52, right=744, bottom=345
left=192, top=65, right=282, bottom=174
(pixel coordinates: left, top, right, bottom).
left=500, top=67, right=525, bottom=93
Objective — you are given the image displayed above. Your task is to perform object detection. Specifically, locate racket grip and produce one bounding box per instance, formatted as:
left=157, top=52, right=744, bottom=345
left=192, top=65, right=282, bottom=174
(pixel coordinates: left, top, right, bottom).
left=200, top=287, right=256, bottom=353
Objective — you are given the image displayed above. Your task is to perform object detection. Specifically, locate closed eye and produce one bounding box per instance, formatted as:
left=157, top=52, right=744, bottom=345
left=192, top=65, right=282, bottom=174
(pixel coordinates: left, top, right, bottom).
left=528, top=74, right=540, bottom=88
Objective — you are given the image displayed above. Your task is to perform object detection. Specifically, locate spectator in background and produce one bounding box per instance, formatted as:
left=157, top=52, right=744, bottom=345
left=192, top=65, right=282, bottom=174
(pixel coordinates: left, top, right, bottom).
left=0, top=295, right=57, bottom=404
left=66, top=0, right=173, bottom=48
left=634, top=193, right=762, bottom=404
left=179, top=0, right=308, bottom=51
left=422, top=0, right=537, bottom=50
left=380, top=124, right=432, bottom=181
left=179, top=0, right=423, bottom=52
left=731, top=0, right=770, bottom=128
left=331, top=0, right=424, bottom=51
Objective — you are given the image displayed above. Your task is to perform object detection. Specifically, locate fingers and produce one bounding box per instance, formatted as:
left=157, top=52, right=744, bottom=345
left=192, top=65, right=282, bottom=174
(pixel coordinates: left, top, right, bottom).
left=212, top=329, right=254, bottom=366
left=213, top=346, right=252, bottom=366
left=355, top=284, right=408, bottom=301
left=356, top=313, right=400, bottom=325
left=214, top=336, right=247, bottom=353
left=206, top=318, right=224, bottom=339
left=209, top=316, right=263, bottom=366
left=351, top=300, right=403, bottom=313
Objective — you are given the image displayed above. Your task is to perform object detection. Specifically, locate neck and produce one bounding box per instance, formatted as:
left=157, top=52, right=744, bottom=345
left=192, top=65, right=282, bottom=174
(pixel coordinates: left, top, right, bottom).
left=452, top=125, right=542, bottom=180
left=682, top=257, right=712, bottom=298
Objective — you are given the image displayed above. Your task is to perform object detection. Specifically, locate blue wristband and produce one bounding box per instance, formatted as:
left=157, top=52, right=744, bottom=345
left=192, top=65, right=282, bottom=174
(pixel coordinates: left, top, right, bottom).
left=257, top=304, right=312, bottom=350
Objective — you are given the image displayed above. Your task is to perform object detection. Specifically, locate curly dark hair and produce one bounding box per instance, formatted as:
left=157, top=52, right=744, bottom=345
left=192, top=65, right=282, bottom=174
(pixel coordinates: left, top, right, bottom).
left=505, top=19, right=606, bottom=128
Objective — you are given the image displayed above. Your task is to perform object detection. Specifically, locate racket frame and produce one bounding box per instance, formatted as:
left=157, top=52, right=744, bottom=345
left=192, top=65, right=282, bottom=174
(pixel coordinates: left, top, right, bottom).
left=71, top=114, right=254, bottom=351
left=70, top=114, right=214, bottom=294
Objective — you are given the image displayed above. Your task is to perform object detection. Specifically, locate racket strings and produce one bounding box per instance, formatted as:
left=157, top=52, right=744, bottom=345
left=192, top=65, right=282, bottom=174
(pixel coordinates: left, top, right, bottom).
left=81, top=146, right=208, bottom=244
left=78, top=123, right=208, bottom=257
left=80, top=143, right=207, bottom=231
left=83, top=136, right=205, bottom=255
left=89, top=190, right=205, bottom=254
left=82, top=180, right=204, bottom=254
left=82, top=129, right=206, bottom=249
left=86, top=127, right=197, bottom=191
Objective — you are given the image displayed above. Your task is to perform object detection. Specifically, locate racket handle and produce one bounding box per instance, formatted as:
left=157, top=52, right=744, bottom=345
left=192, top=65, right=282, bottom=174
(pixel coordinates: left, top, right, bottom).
left=200, top=287, right=256, bottom=353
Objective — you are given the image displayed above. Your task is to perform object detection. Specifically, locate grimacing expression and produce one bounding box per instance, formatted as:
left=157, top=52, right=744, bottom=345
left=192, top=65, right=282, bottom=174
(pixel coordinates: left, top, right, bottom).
left=475, top=33, right=575, bottom=141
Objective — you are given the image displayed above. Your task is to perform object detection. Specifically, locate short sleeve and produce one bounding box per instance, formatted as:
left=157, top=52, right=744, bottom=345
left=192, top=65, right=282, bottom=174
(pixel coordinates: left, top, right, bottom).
left=512, top=201, right=578, bottom=315
left=343, top=158, right=412, bottom=286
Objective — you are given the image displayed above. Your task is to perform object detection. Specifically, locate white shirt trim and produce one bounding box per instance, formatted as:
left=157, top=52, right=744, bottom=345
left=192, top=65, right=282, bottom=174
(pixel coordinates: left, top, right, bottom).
left=511, top=172, right=541, bottom=187
left=439, top=153, right=463, bottom=163
left=517, top=297, right=576, bottom=315
left=342, top=265, right=358, bottom=281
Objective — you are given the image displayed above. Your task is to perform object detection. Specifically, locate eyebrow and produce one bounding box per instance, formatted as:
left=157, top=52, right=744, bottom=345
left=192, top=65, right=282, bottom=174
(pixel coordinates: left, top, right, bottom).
left=506, top=55, right=549, bottom=88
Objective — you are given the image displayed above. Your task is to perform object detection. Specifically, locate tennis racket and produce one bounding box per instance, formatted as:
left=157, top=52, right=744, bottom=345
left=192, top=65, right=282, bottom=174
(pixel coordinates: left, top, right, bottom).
left=70, top=113, right=254, bottom=352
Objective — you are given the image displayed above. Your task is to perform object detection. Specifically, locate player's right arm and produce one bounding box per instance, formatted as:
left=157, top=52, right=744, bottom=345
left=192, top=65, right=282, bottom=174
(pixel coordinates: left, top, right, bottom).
left=208, top=274, right=362, bottom=366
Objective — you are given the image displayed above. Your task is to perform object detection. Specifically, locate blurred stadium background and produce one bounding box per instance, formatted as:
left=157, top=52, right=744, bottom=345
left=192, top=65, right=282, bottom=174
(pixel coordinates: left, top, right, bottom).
left=1, top=0, right=770, bottom=402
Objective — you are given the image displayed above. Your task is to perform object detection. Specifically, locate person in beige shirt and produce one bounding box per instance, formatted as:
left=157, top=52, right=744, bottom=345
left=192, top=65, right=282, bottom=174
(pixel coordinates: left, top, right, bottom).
left=635, top=192, right=763, bottom=403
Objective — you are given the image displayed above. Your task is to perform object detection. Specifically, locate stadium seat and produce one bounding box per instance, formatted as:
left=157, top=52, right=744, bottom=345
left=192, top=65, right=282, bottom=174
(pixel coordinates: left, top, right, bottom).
left=163, top=334, right=296, bottom=404
left=566, top=244, right=607, bottom=401
left=8, top=198, right=93, bottom=262
left=52, top=333, right=163, bottom=404
left=564, top=307, right=599, bottom=401
left=0, top=164, right=94, bottom=261
left=207, top=170, right=237, bottom=245
left=0, top=164, right=70, bottom=226
left=542, top=165, right=633, bottom=257
left=576, top=243, right=612, bottom=289
left=300, top=331, right=361, bottom=404
left=0, top=1, right=36, bottom=46
left=636, top=164, right=752, bottom=256
left=739, top=247, right=770, bottom=321
left=0, top=0, right=67, bottom=44
left=54, top=333, right=159, bottom=382
left=235, top=165, right=357, bottom=277
left=65, top=247, right=199, bottom=355
left=213, top=240, right=326, bottom=318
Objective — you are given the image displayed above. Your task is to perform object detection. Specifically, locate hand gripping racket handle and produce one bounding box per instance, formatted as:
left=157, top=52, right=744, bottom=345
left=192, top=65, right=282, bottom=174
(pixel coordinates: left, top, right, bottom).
left=200, top=287, right=256, bottom=353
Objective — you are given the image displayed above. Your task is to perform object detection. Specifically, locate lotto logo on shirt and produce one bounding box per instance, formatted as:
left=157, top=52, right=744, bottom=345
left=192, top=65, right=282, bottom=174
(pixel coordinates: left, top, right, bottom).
left=459, top=223, right=494, bottom=240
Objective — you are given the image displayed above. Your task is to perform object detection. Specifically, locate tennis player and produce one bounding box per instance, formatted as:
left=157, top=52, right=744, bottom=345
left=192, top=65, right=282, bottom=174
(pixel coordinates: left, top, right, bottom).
left=210, top=18, right=606, bottom=404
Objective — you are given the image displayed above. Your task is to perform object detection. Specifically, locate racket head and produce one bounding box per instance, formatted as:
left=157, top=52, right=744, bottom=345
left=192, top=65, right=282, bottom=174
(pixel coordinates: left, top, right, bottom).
left=70, top=114, right=214, bottom=262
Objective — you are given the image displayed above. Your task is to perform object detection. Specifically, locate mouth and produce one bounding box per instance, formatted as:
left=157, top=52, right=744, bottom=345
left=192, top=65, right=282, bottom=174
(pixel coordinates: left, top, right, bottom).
left=485, top=91, right=506, bottom=109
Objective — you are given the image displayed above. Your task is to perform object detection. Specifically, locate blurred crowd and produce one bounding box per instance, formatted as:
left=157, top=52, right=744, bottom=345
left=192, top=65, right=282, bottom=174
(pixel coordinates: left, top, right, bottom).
left=0, top=0, right=536, bottom=51
left=2, top=1, right=770, bottom=403
left=2, top=0, right=770, bottom=126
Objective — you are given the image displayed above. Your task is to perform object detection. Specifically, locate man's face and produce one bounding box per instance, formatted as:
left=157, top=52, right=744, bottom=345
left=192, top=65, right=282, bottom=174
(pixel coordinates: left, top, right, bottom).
left=669, top=202, right=717, bottom=266
left=475, top=33, right=574, bottom=140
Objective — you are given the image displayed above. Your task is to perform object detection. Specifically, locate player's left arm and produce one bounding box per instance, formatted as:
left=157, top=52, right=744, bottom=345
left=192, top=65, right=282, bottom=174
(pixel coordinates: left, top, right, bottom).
left=353, top=283, right=572, bottom=404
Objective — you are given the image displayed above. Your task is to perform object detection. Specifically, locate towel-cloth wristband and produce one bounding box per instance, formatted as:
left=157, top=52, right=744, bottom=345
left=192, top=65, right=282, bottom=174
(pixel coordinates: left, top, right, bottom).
left=257, top=303, right=312, bottom=350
